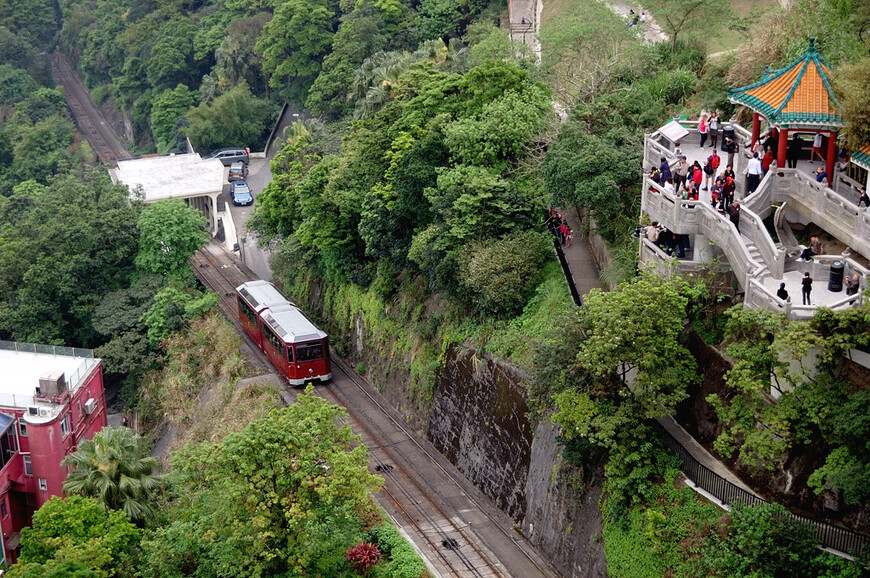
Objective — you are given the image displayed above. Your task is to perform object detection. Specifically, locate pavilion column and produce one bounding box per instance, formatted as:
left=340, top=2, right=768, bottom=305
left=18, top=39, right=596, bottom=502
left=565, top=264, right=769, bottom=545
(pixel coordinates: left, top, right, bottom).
left=825, top=130, right=838, bottom=182
left=777, top=128, right=788, bottom=169
left=751, top=113, right=761, bottom=148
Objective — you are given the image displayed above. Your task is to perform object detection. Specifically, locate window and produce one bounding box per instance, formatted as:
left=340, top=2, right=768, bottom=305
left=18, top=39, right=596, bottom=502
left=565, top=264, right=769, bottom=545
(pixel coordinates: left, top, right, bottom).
left=23, top=455, right=32, bottom=476
left=78, top=399, right=82, bottom=420
left=18, top=422, right=27, bottom=437
left=238, top=298, right=257, bottom=324
left=61, top=414, right=70, bottom=438
left=263, top=326, right=284, bottom=355
left=38, top=478, right=47, bottom=491
left=287, top=345, right=294, bottom=363
left=296, top=341, right=324, bottom=362
left=1, top=499, right=6, bottom=518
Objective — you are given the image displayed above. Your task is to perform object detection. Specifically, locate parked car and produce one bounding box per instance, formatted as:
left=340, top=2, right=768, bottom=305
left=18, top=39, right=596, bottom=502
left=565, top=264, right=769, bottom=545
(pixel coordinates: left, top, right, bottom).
left=228, top=161, right=247, bottom=182
left=231, top=180, right=254, bottom=206
left=207, top=147, right=249, bottom=166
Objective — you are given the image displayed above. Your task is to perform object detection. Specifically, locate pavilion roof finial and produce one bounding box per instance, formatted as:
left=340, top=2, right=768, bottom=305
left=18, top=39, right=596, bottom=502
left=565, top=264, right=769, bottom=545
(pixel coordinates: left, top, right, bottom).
left=809, top=36, right=816, bottom=53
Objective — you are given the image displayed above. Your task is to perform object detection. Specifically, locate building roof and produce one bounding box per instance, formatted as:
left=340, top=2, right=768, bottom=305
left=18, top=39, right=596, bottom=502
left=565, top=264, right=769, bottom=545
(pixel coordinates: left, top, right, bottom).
left=262, top=305, right=326, bottom=344
left=0, top=342, right=100, bottom=423
left=728, top=38, right=844, bottom=130
left=108, top=153, right=225, bottom=203
left=851, top=143, right=870, bottom=170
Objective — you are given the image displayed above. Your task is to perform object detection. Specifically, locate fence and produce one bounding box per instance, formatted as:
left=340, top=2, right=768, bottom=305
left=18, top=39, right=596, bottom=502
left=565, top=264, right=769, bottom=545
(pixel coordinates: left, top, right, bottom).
left=552, top=239, right=582, bottom=306
left=651, top=420, right=869, bottom=557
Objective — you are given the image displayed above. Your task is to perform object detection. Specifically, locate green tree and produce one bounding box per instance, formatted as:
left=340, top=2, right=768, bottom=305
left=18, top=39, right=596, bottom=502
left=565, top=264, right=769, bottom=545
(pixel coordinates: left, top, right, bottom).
left=457, top=231, right=551, bottom=316
left=150, top=84, right=197, bottom=154
left=61, top=427, right=162, bottom=524
left=140, top=388, right=383, bottom=576
left=256, top=0, right=335, bottom=102
left=644, top=0, right=731, bottom=50
left=184, top=82, right=271, bottom=152
left=134, top=198, right=209, bottom=279
left=139, top=285, right=219, bottom=347
left=0, top=64, right=37, bottom=106
left=0, top=171, right=140, bottom=345
left=832, top=56, right=870, bottom=151
left=552, top=274, right=699, bottom=449
left=9, top=496, right=140, bottom=578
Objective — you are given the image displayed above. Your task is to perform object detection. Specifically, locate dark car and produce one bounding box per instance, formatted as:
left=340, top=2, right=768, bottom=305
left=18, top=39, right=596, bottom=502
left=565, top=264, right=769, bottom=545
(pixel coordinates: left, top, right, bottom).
left=207, top=147, right=249, bottom=166
left=232, top=180, right=254, bottom=206
left=228, top=161, right=247, bottom=182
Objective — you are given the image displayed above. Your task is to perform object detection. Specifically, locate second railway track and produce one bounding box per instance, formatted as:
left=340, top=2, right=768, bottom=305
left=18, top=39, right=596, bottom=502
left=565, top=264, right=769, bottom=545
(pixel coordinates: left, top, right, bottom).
left=190, top=244, right=558, bottom=577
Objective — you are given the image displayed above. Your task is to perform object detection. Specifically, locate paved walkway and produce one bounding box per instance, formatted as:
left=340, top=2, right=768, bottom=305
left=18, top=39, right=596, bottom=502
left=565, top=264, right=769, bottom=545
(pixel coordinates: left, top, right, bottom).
left=555, top=208, right=758, bottom=496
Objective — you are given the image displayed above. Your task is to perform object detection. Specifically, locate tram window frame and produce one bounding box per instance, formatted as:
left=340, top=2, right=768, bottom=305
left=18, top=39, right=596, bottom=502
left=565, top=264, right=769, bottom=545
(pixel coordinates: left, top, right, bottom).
left=296, top=341, right=324, bottom=362
left=238, top=298, right=257, bottom=324
left=263, top=326, right=284, bottom=355
left=287, top=345, right=294, bottom=363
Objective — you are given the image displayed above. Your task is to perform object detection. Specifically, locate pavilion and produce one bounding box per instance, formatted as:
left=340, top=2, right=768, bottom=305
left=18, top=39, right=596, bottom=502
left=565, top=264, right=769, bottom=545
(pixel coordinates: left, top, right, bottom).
left=727, top=38, right=844, bottom=181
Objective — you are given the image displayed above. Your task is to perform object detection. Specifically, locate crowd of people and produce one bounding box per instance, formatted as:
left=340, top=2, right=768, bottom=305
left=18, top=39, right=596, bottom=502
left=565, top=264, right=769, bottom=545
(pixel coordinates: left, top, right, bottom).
left=544, top=208, right=573, bottom=247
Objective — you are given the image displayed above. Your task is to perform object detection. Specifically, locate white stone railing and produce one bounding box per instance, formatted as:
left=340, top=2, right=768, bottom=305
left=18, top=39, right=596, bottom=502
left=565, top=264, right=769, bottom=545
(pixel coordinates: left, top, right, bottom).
left=642, top=177, right=765, bottom=285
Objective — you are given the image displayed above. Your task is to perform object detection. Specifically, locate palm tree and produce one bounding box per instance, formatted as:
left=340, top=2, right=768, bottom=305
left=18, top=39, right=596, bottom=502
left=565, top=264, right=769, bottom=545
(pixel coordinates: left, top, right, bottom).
left=62, top=427, right=161, bottom=524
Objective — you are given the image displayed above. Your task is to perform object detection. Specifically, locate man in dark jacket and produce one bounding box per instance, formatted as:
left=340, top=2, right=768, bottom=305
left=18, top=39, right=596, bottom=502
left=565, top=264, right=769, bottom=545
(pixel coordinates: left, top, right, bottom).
left=726, top=201, right=740, bottom=233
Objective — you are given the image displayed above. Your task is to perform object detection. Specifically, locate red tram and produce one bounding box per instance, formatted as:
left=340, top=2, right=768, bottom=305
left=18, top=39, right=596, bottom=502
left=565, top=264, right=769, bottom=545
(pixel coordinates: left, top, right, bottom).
left=236, top=281, right=331, bottom=385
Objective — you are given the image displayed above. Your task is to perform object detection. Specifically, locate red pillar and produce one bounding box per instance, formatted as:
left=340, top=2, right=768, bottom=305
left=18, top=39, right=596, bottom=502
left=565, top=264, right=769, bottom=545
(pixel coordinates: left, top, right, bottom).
left=825, top=130, right=838, bottom=184
left=777, top=128, right=788, bottom=169
left=751, top=113, right=761, bottom=148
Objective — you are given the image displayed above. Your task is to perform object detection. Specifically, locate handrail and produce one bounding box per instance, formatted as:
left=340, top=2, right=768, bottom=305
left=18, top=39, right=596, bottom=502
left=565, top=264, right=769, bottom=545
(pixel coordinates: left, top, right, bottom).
left=650, top=420, right=869, bottom=557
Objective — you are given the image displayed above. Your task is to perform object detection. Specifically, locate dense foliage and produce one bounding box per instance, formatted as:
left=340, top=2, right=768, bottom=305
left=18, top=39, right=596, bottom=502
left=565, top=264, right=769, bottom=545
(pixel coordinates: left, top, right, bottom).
left=252, top=58, right=554, bottom=306
left=9, top=496, right=140, bottom=578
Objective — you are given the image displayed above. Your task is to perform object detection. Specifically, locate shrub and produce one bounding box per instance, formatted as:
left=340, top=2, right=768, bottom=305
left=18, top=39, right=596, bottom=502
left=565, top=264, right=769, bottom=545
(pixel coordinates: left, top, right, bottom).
left=347, top=542, right=380, bottom=573
left=457, top=230, right=551, bottom=317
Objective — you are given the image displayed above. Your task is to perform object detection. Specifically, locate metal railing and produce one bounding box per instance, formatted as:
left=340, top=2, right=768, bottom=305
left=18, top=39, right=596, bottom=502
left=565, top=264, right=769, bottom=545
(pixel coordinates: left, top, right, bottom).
left=651, top=420, right=869, bottom=557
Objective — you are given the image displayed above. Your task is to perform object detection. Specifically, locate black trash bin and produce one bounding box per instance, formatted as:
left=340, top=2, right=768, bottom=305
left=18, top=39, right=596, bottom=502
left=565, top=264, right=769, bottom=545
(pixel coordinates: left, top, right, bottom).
left=828, top=261, right=845, bottom=292
left=721, top=125, right=736, bottom=151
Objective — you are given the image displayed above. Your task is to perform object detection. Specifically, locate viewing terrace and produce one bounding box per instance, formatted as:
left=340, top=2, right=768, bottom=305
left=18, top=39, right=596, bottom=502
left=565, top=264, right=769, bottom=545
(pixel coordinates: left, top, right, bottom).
left=640, top=120, right=869, bottom=320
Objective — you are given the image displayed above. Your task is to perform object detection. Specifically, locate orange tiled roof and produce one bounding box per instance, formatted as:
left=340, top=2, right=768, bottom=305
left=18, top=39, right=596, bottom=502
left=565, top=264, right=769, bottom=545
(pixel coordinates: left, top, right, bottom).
left=728, top=38, right=843, bottom=129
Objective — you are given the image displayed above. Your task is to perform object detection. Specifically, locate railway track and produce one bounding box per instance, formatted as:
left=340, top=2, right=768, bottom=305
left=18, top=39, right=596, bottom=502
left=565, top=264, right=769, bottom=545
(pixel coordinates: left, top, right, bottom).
left=51, top=52, right=131, bottom=166
left=189, top=244, right=558, bottom=577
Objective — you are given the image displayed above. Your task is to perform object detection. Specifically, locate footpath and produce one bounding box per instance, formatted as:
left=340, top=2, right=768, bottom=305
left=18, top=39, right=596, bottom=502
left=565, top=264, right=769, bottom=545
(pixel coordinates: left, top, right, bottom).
left=557, top=208, right=757, bottom=496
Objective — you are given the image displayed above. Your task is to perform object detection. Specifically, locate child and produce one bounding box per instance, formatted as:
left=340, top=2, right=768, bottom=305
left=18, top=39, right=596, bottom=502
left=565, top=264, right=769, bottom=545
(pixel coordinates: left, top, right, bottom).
left=566, top=228, right=573, bottom=247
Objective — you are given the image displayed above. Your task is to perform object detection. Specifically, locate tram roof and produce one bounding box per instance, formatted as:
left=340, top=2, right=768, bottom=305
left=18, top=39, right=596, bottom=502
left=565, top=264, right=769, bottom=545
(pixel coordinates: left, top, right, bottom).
left=237, top=280, right=293, bottom=312
left=261, top=304, right=326, bottom=344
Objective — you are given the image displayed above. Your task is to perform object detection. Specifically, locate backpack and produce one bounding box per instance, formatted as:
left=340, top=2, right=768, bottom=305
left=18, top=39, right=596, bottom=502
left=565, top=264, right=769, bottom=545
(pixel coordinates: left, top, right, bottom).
left=703, top=162, right=714, bottom=175
left=710, top=154, right=720, bottom=170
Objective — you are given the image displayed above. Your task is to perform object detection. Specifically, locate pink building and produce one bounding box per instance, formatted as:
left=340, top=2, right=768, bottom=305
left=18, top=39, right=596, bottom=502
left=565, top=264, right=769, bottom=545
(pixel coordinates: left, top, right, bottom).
left=0, top=341, right=108, bottom=564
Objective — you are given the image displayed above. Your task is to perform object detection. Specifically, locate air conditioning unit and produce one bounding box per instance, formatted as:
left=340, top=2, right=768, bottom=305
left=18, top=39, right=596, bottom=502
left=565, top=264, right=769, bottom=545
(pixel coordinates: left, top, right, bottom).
left=83, top=398, right=96, bottom=415
left=27, top=406, right=39, bottom=416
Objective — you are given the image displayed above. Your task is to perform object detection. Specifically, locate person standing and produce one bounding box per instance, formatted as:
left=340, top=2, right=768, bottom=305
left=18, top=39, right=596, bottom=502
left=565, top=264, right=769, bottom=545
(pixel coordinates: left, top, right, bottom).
left=746, top=152, right=763, bottom=193
left=811, top=133, right=825, bottom=164
left=724, top=136, right=737, bottom=168
left=777, top=283, right=789, bottom=301
left=698, top=114, right=709, bottom=149
left=659, top=157, right=672, bottom=183
left=675, top=155, right=689, bottom=189
left=801, top=272, right=813, bottom=305
left=708, top=112, right=720, bottom=149
left=787, top=134, right=802, bottom=169
left=845, top=274, right=860, bottom=296
left=857, top=187, right=869, bottom=209
left=726, top=200, right=741, bottom=233
left=761, top=146, right=774, bottom=174
left=722, top=176, right=736, bottom=206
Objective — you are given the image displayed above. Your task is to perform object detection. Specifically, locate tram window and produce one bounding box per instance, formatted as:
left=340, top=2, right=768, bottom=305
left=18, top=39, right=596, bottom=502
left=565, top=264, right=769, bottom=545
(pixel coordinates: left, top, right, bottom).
left=238, top=298, right=257, bottom=324
left=296, top=342, right=323, bottom=362
left=264, top=327, right=284, bottom=354
left=287, top=346, right=294, bottom=363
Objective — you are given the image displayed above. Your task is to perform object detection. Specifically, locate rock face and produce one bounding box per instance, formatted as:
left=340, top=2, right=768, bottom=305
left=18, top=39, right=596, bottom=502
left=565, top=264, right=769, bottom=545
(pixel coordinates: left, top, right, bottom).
left=426, top=344, right=606, bottom=576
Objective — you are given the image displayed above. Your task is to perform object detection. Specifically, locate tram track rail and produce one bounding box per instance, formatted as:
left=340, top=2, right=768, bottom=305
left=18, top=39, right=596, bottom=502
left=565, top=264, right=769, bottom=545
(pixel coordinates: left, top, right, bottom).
left=190, top=245, right=558, bottom=577
left=51, top=52, right=132, bottom=166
